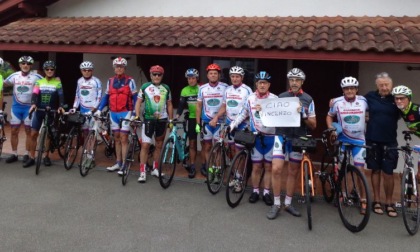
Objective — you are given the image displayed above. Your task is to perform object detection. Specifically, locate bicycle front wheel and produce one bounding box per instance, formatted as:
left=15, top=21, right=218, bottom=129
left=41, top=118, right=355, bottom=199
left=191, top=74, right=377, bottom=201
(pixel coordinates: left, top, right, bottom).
left=158, top=137, right=176, bottom=189
left=320, top=153, right=335, bottom=203
left=79, top=131, right=96, bottom=177
left=303, top=161, right=312, bottom=230
left=226, top=150, right=249, bottom=208
left=401, top=168, right=420, bottom=235
left=207, top=142, right=226, bottom=195
left=64, top=127, right=80, bottom=170
left=35, top=126, right=47, bottom=175
left=337, top=164, right=371, bottom=232
left=122, top=136, right=135, bottom=186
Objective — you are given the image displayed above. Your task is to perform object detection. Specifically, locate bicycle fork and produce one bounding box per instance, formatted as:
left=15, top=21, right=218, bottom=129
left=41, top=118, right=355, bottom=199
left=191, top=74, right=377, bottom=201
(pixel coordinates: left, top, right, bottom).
left=301, top=158, right=315, bottom=197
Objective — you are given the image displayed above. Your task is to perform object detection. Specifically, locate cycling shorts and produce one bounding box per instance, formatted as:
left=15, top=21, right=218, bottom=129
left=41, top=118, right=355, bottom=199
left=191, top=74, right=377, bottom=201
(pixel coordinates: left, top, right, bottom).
left=272, top=135, right=303, bottom=163
left=187, top=118, right=198, bottom=140
left=31, top=111, right=53, bottom=131
left=251, top=135, right=274, bottom=163
left=109, top=111, right=131, bottom=133
left=201, top=123, right=221, bottom=142
left=141, top=119, right=167, bottom=144
left=366, top=141, right=398, bottom=175
left=11, top=105, right=31, bottom=127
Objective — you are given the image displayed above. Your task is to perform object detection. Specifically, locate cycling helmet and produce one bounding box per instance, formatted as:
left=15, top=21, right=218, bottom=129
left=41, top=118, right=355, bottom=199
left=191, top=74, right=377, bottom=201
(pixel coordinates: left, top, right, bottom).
left=287, top=68, right=306, bottom=80
left=43, top=60, right=56, bottom=70
left=112, top=57, right=127, bottom=67
left=0, top=57, right=3, bottom=67
left=80, top=61, right=94, bottom=70
left=150, top=65, right=164, bottom=74
left=255, top=71, right=271, bottom=81
left=340, top=76, right=359, bottom=88
left=185, top=68, right=199, bottom=78
left=229, top=66, right=245, bottom=76
left=206, top=63, right=221, bottom=72
left=19, top=56, right=34, bottom=65
left=392, top=85, right=412, bottom=99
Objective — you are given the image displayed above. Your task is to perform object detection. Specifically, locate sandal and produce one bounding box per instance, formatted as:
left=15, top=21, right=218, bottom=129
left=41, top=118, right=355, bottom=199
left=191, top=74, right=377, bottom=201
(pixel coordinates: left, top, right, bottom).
left=372, top=201, right=384, bottom=215
left=360, top=200, right=367, bottom=215
left=385, top=204, right=398, bottom=217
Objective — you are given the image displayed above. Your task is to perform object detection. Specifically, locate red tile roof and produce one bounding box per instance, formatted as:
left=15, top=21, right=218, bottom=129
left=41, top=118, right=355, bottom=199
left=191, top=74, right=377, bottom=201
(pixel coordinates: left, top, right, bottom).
left=0, top=16, right=419, bottom=53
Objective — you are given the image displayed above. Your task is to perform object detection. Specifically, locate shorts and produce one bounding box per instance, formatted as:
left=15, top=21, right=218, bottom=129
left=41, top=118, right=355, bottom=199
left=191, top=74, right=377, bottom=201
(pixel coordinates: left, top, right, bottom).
left=251, top=135, right=274, bottom=163
left=339, top=145, right=366, bottom=168
left=141, top=119, right=167, bottom=143
left=272, top=135, right=302, bottom=163
left=365, top=140, right=398, bottom=175
left=109, top=111, right=131, bottom=133
left=201, top=123, right=221, bottom=142
left=31, top=111, right=53, bottom=131
left=187, top=118, right=198, bottom=140
left=11, top=105, right=31, bottom=127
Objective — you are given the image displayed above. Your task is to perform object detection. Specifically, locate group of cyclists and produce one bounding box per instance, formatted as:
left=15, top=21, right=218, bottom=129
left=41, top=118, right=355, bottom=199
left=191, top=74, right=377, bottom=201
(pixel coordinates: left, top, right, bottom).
left=0, top=55, right=419, bottom=222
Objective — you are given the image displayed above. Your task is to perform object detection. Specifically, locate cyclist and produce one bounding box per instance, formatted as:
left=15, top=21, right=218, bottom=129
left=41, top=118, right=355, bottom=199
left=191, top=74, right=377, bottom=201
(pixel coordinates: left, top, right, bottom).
left=229, top=71, right=276, bottom=206
left=25, top=61, right=65, bottom=168
left=365, top=72, right=400, bottom=217
left=268, top=68, right=316, bottom=220
left=196, top=63, right=228, bottom=177
left=391, top=85, right=420, bottom=182
left=96, top=57, right=137, bottom=173
left=4, top=56, right=42, bottom=163
left=135, top=65, right=173, bottom=182
left=69, top=61, right=102, bottom=139
left=326, top=76, right=369, bottom=214
left=175, top=68, right=199, bottom=178
left=212, top=66, right=252, bottom=183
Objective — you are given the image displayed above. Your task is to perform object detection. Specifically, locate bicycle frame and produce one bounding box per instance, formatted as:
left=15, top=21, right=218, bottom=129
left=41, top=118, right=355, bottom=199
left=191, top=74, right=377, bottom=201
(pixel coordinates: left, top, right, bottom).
left=165, top=120, right=189, bottom=165
left=301, top=151, right=315, bottom=197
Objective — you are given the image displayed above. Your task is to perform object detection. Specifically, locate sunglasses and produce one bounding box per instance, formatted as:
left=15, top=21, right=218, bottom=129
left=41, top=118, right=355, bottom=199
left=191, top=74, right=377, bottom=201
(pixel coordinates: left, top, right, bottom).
left=45, top=69, right=55, bottom=72
left=394, top=96, right=408, bottom=101
left=152, top=73, right=163, bottom=77
left=82, top=69, right=92, bottom=72
left=20, top=62, right=32, bottom=66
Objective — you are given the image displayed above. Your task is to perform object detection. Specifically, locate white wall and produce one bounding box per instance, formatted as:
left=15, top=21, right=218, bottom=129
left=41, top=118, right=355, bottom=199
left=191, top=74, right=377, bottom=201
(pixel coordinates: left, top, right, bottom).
left=359, top=62, right=420, bottom=172
left=48, top=0, right=420, bottom=17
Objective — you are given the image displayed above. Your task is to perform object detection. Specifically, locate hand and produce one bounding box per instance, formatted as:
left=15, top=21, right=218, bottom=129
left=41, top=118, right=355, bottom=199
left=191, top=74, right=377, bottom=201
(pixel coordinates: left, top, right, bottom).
left=168, top=122, right=174, bottom=130
left=94, top=110, right=101, bottom=117
left=58, top=107, right=65, bottom=114
left=195, top=123, right=201, bottom=133
left=209, top=118, right=217, bottom=127
left=29, top=105, right=37, bottom=113
left=69, top=108, right=76, bottom=114
left=255, top=104, right=262, bottom=111
left=130, top=115, right=138, bottom=121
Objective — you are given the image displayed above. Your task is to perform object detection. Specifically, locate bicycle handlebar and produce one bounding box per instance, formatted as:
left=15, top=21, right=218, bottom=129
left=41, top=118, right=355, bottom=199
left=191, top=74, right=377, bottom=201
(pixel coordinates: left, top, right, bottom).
left=119, top=118, right=143, bottom=128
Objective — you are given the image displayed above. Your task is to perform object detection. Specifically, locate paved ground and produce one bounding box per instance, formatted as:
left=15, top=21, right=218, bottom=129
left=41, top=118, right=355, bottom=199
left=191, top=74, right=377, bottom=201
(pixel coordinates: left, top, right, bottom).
left=0, top=160, right=419, bottom=252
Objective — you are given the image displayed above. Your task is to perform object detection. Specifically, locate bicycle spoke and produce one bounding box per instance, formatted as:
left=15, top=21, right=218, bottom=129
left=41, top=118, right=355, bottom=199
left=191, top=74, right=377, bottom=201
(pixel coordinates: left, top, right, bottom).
left=158, top=138, right=176, bottom=188
left=226, top=150, right=248, bottom=208
left=401, top=168, right=420, bottom=235
left=207, top=143, right=226, bottom=194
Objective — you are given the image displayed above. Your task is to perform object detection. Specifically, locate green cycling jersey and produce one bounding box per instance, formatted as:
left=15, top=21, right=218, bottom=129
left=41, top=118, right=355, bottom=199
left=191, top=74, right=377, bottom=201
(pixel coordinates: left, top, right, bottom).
left=176, top=85, right=198, bottom=119
left=401, top=101, right=420, bottom=138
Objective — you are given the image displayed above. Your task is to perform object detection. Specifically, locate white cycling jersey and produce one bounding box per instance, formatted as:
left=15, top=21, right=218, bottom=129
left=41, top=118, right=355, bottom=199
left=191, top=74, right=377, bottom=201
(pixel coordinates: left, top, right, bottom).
left=197, top=82, right=228, bottom=123
left=233, top=92, right=277, bottom=135
left=328, top=95, right=368, bottom=142
left=223, top=83, right=253, bottom=124
left=72, top=76, right=102, bottom=112
left=5, top=71, right=42, bottom=107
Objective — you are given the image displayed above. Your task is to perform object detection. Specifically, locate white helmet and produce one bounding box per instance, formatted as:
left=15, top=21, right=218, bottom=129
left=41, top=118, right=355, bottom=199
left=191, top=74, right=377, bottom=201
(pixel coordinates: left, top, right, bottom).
left=340, top=76, right=359, bottom=88
left=0, top=57, right=4, bottom=67
left=112, top=57, right=127, bottom=67
left=229, top=66, right=245, bottom=76
left=185, top=68, right=199, bottom=78
left=392, top=85, right=412, bottom=98
left=287, top=68, right=306, bottom=80
left=80, top=61, right=94, bottom=70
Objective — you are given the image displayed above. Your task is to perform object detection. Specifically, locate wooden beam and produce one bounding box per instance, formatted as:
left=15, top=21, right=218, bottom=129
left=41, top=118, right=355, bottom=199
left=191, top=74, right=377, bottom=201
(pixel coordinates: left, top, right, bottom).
left=18, top=2, right=47, bottom=17
left=0, top=43, right=419, bottom=64
left=0, top=0, right=22, bottom=12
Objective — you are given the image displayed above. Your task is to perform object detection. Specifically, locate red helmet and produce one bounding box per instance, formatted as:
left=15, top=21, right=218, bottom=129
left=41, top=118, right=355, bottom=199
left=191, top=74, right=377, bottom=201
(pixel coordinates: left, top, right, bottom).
left=206, top=63, right=221, bottom=72
left=150, top=65, right=164, bottom=74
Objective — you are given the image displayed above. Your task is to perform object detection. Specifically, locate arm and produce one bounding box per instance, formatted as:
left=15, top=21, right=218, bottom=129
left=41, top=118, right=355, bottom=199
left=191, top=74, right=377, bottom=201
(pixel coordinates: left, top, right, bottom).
left=304, top=116, right=316, bottom=130
left=326, top=114, right=335, bottom=129
left=135, top=97, right=142, bottom=118
left=72, top=83, right=80, bottom=109
left=196, top=100, right=202, bottom=125
left=167, top=100, right=173, bottom=120
left=209, top=103, right=226, bottom=127
left=176, top=96, right=187, bottom=118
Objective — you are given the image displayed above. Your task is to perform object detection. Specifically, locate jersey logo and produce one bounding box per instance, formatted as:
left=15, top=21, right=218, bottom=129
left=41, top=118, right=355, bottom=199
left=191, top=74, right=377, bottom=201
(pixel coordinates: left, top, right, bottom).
left=17, top=86, right=30, bottom=93
left=227, top=100, right=239, bottom=107
left=207, top=99, right=220, bottom=106
left=343, top=115, right=360, bottom=124
left=254, top=111, right=261, bottom=119
left=81, top=90, right=90, bottom=96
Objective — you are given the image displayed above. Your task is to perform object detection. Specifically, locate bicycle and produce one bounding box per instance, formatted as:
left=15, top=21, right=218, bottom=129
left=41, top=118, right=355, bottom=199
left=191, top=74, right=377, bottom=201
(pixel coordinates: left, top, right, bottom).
left=63, top=112, right=87, bottom=170
left=315, top=129, right=371, bottom=232
left=119, top=118, right=143, bottom=186
left=30, top=107, right=66, bottom=175
left=225, top=128, right=258, bottom=208
left=387, top=130, right=420, bottom=235
left=206, top=124, right=233, bottom=195
left=79, top=113, right=115, bottom=177
left=158, top=112, right=190, bottom=189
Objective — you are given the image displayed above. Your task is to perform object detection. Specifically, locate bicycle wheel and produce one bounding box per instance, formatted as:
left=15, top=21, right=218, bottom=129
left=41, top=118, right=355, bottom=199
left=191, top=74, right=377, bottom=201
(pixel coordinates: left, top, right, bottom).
left=122, top=136, right=135, bottom=186
left=320, top=153, right=335, bottom=203
left=64, top=127, right=79, bottom=170
left=304, top=161, right=312, bottom=230
left=401, top=168, right=420, bottom=235
left=158, top=137, right=176, bottom=189
left=35, top=126, right=47, bottom=175
left=337, top=164, right=371, bottom=232
left=56, top=132, right=67, bottom=159
left=0, top=123, right=5, bottom=157
left=207, top=142, right=226, bottom=195
left=79, top=131, right=96, bottom=177
left=226, top=150, right=249, bottom=208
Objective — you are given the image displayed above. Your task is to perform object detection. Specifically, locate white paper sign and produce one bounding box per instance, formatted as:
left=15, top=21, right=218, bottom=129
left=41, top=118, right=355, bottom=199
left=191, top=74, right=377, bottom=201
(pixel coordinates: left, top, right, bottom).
left=260, top=97, right=301, bottom=127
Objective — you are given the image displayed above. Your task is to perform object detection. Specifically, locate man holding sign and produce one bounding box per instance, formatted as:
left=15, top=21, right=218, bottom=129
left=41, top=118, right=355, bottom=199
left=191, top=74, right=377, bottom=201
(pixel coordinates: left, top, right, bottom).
left=267, top=68, right=316, bottom=220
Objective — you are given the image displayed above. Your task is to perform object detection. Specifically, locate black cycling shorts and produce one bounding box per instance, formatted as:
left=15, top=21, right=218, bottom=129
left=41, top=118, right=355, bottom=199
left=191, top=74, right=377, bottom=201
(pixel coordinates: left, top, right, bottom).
left=365, top=140, right=398, bottom=175
left=144, top=119, right=167, bottom=139
left=187, top=118, right=198, bottom=140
